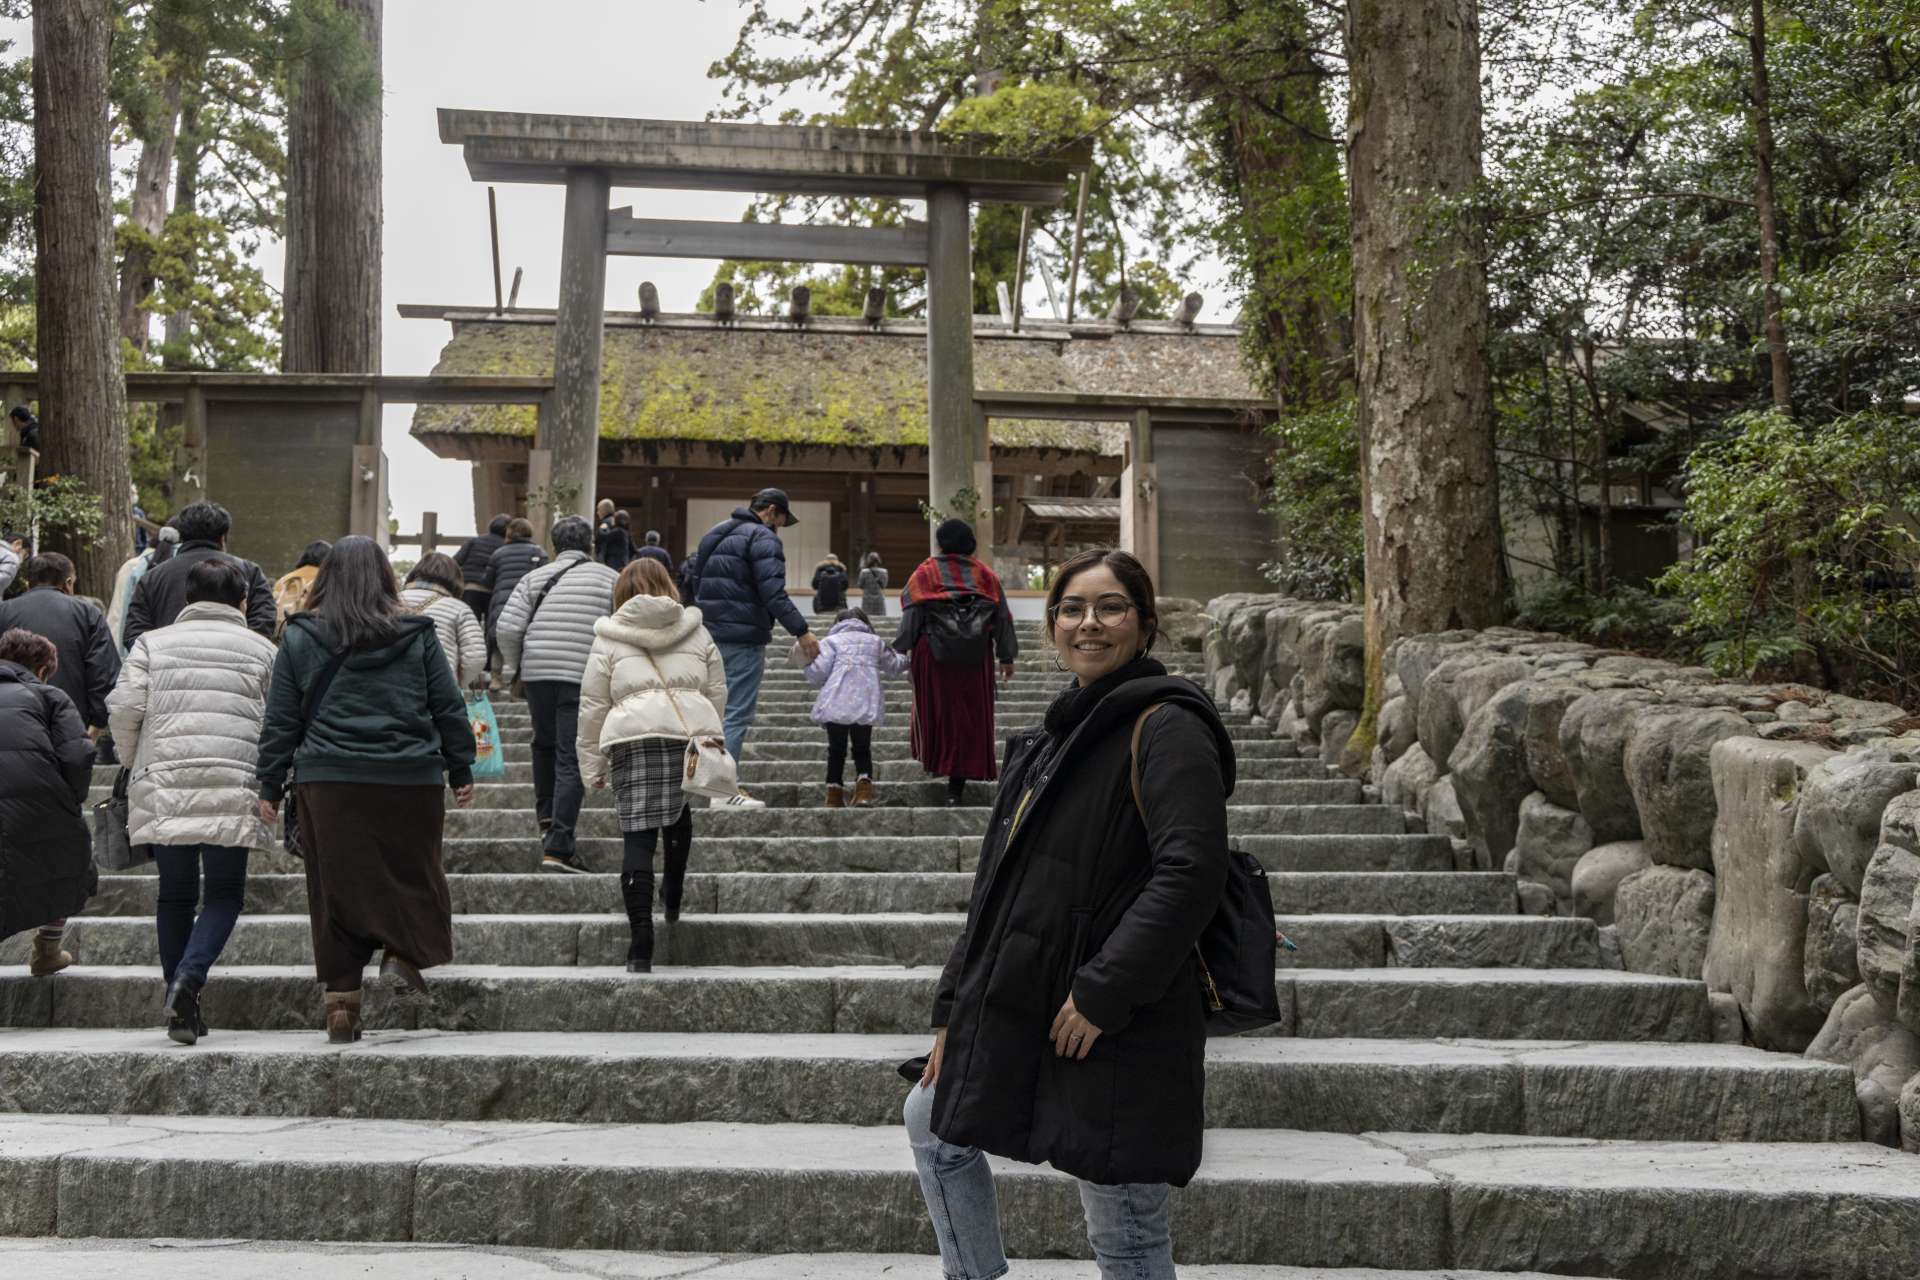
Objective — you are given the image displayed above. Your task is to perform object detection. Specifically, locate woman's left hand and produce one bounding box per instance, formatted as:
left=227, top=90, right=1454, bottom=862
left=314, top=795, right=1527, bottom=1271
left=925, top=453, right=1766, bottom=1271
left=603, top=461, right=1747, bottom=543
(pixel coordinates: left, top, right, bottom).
left=1049, top=993, right=1103, bottom=1060
left=453, top=784, right=474, bottom=808
left=255, top=798, right=278, bottom=825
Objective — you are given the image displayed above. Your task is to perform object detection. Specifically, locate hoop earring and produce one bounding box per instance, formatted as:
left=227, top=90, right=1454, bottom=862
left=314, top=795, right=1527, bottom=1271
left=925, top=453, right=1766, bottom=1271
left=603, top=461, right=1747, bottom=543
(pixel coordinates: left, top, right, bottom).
left=1052, top=650, right=1067, bottom=672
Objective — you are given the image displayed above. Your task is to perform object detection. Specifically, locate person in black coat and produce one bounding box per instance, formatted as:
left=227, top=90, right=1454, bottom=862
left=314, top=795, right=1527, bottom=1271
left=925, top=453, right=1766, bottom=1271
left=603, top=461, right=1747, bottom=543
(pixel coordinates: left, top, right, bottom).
left=0, top=628, right=98, bottom=975
left=810, top=554, right=849, bottom=613
left=482, top=517, right=547, bottom=664
left=452, top=513, right=510, bottom=622
left=597, top=509, right=635, bottom=571
left=0, top=552, right=119, bottom=731
left=903, top=548, right=1234, bottom=1280
left=123, top=501, right=277, bottom=648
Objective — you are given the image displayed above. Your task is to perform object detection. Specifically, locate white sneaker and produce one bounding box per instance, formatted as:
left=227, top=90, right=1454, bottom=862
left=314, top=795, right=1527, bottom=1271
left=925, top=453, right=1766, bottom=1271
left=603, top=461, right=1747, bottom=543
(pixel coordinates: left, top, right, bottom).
left=721, top=791, right=768, bottom=809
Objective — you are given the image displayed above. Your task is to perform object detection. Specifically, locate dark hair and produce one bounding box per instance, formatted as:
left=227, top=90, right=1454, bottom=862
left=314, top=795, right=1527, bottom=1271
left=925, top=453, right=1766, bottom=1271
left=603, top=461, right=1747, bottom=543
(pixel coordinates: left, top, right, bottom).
left=295, top=539, right=332, bottom=570
left=862, top=551, right=883, bottom=569
left=1044, top=548, right=1159, bottom=653
left=172, top=501, right=233, bottom=545
left=488, top=514, right=511, bottom=537
left=645, top=529, right=662, bottom=546
left=303, top=535, right=400, bottom=649
left=614, top=510, right=631, bottom=529
left=506, top=517, right=534, bottom=542
left=551, top=515, right=593, bottom=554
left=0, top=627, right=56, bottom=675
left=834, top=607, right=870, bottom=627
left=614, top=557, right=680, bottom=607
left=25, top=552, right=74, bottom=587
left=185, top=556, right=249, bottom=607
left=934, top=519, right=976, bottom=557
left=406, top=552, right=465, bottom=597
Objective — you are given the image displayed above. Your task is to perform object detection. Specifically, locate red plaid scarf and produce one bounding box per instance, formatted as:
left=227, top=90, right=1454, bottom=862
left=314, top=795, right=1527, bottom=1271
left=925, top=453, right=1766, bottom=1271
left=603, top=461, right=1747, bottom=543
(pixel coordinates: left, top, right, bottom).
left=902, top=554, right=1005, bottom=606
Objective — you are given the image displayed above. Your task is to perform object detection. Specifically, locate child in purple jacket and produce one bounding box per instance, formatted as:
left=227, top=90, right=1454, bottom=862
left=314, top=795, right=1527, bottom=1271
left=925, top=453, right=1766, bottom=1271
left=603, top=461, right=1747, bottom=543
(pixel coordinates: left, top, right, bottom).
left=798, top=608, right=909, bottom=807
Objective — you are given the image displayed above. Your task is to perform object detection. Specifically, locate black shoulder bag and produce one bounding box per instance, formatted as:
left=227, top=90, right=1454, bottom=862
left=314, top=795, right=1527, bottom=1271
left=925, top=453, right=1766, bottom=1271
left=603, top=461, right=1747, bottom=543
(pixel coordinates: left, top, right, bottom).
left=1129, top=703, right=1284, bottom=1035
left=280, top=642, right=353, bottom=861
left=924, top=595, right=1000, bottom=666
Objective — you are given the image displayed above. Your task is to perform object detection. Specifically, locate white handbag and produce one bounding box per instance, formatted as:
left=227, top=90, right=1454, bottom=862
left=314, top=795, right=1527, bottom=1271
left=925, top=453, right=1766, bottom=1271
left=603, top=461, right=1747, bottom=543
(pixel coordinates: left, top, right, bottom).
left=641, top=649, right=740, bottom=801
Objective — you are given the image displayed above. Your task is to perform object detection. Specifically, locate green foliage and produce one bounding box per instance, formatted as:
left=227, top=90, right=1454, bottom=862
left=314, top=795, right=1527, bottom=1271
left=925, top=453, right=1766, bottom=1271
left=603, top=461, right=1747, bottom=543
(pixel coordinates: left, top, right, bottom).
left=1656, top=410, right=1920, bottom=701
left=1512, top=575, right=1690, bottom=651
left=1260, top=392, right=1362, bottom=601
left=938, top=82, right=1108, bottom=155
left=0, top=474, right=108, bottom=547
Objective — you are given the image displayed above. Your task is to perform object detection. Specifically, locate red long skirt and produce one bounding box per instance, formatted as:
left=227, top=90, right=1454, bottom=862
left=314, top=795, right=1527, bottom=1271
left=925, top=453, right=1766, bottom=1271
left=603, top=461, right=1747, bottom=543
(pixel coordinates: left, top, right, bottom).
left=908, top=642, right=999, bottom=781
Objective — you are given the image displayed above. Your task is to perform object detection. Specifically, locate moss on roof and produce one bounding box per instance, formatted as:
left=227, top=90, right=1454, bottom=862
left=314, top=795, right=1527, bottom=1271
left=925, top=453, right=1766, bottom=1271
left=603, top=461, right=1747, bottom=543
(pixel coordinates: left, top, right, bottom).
left=411, top=322, right=1148, bottom=454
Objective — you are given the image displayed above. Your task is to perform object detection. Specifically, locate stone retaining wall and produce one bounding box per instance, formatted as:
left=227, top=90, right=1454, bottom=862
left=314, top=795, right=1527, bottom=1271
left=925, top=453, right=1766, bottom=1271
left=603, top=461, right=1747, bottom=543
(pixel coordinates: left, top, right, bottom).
left=1204, top=592, right=1920, bottom=1149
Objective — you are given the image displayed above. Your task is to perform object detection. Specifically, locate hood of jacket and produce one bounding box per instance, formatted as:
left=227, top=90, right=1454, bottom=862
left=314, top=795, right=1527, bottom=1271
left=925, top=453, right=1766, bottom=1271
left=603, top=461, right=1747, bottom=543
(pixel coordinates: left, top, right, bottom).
left=594, top=592, right=705, bottom=650
left=827, top=616, right=874, bottom=640
left=289, top=611, right=437, bottom=669
left=0, top=658, right=38, bottom=687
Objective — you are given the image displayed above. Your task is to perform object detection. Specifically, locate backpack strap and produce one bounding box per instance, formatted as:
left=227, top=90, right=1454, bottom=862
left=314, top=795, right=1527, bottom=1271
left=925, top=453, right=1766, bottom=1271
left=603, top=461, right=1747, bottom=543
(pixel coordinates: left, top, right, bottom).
left=525, top=556, right=587, bottom=626
left=1127, top=703, right=1171, bottom=819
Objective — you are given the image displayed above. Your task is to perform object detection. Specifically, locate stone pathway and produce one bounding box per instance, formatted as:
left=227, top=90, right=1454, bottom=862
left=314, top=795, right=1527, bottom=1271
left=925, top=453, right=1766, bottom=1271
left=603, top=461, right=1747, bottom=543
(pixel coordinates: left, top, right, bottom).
left=2, top=619, right=1916, bottom=1278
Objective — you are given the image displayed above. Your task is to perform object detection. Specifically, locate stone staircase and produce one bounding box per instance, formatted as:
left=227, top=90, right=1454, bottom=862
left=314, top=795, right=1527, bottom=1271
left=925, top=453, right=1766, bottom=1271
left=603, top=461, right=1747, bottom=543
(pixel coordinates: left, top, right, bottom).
left=2, top=618, right=1915, bottom=1279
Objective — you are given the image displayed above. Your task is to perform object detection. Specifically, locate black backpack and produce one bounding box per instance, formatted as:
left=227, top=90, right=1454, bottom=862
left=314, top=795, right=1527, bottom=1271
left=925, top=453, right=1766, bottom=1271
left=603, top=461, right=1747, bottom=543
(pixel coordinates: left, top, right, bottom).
left=1130, top=704, right=1283, bottom=1035
left=924, top=595, right=999, bottom=666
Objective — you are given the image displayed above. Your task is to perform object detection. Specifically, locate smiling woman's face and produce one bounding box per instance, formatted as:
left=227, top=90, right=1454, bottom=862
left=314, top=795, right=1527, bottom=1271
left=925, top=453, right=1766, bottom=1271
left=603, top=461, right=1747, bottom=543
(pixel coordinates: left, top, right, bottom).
left=1050, top=563, right=1144, bottom=686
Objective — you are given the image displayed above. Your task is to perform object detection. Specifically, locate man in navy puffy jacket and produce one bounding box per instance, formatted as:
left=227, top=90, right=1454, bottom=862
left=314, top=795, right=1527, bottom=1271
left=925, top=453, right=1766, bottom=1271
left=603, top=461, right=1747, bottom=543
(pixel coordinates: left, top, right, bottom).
left=686, top=489, right=820, bottom=795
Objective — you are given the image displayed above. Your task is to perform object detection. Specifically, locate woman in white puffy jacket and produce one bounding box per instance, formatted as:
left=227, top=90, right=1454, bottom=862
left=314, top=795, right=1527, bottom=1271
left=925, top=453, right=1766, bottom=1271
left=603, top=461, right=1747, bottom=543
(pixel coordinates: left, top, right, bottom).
left=576, top=557, right=726, bottom=972
left=105, top=557, right=278, bottom=1047
left=398, top=553, right=488, bottom=688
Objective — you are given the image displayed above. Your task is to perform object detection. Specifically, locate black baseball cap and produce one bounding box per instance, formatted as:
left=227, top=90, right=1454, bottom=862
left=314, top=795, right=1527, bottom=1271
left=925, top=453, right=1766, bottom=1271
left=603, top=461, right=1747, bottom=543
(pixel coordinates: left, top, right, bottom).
left=751, top=487, right=798, bottom=525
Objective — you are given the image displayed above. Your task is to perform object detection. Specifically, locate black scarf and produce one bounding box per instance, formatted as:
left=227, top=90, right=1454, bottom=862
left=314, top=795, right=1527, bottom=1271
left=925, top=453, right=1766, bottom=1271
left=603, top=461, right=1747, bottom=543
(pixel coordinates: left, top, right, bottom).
left=1042, top=654, right=1168, bottom=739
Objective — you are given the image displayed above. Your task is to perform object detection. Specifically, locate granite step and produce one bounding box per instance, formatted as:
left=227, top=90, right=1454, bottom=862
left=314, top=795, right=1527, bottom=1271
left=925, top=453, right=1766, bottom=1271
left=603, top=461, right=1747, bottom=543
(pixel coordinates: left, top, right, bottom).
left=0, top=966, right=1715, bottom=1040
left=0, top=1030, right=1856, bottom=1143
left=1, top=1114, right=1906, bottom=1275
left=731, top=756, right=1322, bottom=784
left=7, top=912, right=1600, bottom=971
left=80, top=869, right=1521, bottom=920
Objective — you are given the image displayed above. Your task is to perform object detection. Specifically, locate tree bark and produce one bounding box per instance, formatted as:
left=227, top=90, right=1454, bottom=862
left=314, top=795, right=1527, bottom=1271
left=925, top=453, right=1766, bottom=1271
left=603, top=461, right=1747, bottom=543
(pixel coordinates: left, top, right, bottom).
left=161, top=86, right=203, bottom=367
left=1347, top=0, right=1506, bottom=722
left=1748, top=0, right=1791, bottom=413
left=33, top=0, right=131, bottom=596
left=116, top=72, right=184, bottom=353
left=282, top=0, right=383, bottom=373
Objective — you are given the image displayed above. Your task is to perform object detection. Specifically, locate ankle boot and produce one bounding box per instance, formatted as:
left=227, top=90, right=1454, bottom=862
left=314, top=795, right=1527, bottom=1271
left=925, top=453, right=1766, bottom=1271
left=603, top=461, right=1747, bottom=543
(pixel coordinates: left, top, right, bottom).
left=29, top=934, right=72, bottom=977
left=323, top=989, right=363, bottom=1044
left=164, top=978, right=201, bottom=1046
left=622, top=871, right=654, bottom=972
left=826, top=784, right=847, bottom=808
left=852, top=776, right=876, bottom=808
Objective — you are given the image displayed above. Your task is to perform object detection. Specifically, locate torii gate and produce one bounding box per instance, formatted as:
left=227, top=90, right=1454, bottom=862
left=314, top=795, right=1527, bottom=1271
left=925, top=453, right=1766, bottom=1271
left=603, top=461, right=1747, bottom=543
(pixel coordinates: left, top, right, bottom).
left=436, top=110, right=1088, bottom=547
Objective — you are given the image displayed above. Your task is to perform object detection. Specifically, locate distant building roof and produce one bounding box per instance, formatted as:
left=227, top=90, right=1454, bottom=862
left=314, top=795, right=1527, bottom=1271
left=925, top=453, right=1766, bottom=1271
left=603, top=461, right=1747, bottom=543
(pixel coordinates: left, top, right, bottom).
left=407, top=310, right=1261, bottom=459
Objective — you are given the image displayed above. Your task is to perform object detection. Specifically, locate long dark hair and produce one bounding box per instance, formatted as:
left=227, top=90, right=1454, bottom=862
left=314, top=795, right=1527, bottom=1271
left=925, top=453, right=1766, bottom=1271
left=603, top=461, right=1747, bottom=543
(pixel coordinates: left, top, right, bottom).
left=303, top=535, right=401, bottom=650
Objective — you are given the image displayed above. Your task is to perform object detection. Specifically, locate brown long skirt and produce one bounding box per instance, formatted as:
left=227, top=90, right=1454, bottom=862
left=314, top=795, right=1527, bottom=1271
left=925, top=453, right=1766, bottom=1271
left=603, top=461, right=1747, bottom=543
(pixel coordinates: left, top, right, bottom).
left=297, top=781, right=453, bottom=983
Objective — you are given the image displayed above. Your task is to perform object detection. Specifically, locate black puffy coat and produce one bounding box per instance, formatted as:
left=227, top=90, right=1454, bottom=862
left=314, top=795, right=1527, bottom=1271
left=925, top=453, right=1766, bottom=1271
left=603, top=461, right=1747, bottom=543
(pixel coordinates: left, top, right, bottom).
left=124, top=542, right=277, bottom=649
left=0, top=586, right=120, bottom=728
left=928, top=659, right=1235, bottom=1187
left=452, top=532, right=505, bottom=590
left=0, top=661, right=97, bottom=942
left=483, top=540, right=547, bottom=632
left=685, top=508, right=809, bottom=646
left=811, top=559, right=849, bottom=613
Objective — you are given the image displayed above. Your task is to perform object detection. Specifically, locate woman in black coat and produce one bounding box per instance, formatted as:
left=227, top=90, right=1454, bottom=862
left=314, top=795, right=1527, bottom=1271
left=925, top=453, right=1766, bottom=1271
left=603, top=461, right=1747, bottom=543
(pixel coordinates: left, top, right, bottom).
left=0, top=628, right=99, bottom=975
left=903, top=549, right=1235, bottom=1280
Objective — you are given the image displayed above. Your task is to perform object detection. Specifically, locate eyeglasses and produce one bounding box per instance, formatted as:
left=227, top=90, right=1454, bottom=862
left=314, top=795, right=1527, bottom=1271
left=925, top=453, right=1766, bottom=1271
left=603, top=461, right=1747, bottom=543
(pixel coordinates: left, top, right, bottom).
left=1049, top=594, right=1137, bottom=626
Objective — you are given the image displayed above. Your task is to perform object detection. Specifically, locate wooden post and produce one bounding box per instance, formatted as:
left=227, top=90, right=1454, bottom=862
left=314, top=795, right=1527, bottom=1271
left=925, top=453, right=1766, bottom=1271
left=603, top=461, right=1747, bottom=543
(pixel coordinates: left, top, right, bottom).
left=972, top=399, right=995, bottom=562
left=851, top=475, right=874, bottom=563
left=420, top=510, right=439, bottom=555
left=551, top=167, right=610, bottom=524
left=177, top=383, right=208, bottom=507
left=355, top=384, right=388, bottom=546
left=1120, top=407, right=1160, bottom=584
left=526, top=447, right=554, bottom=554
left=488, top=186, right=504, bottom=314
left=925, top=182, right=975, bottom=553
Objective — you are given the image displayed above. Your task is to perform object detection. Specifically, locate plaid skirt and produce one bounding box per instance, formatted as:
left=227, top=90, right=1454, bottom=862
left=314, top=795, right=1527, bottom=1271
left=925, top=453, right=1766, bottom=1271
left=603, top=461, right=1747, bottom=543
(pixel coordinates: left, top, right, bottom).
left=610, top=737, right=689, bottom=833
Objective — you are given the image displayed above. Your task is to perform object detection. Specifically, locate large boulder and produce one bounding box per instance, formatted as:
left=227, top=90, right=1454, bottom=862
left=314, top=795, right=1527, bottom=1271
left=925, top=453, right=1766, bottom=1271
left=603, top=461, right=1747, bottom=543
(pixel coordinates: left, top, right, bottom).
left=1157, top=597, right=1210, bottom=653
left=1387, top=632, right=1478, bottom=710
left=1806, top=984, right=1920, bottom=1147
left=1614, top=865, right=1715, bottom=979
left=1702, top=737, right=1834, bottom=1052
left=1376, top=695, right=1416, bottom=764
left=1319, top=709, right=1359, bottom=774
left=1624, top=707, right=1755, bottom=870
left=1319, top=614, right=1367, bottom=711
left=1421, top=773, right=1469, bottom=845
left=1517, top=679, right=1587, bottom=811
left=1793, top=752, right=1919, bottom=896
left=1858, top=792, right=1920, bottom=1029
left=1419, top=654, right=1533, bottom=770
left=1226, top=606, right=1270, bottom=711
left=1513, top=792, right=1593, bottom=914
left=1805, top=874, right=1864, bottom=1013
left=1904, top=1071, right=1920, bottom=1153
left=1448, top=682, right=1535, bottom=867
left=1558, top=688, right=1659, bottom=842
left=1571, top=840, right=1653, bottom=927
left=1381, top=741, right=1440, bottom=815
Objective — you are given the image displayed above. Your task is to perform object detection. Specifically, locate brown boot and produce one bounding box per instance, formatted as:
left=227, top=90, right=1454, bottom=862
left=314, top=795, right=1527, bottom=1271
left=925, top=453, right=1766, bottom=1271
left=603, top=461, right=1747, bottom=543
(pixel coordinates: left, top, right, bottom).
left=323, top=989, right=363, bottom=1044
left=826, top=785, right=846, bottom=809
left=28, top=934, right=72, bottom=977
left=852, top=777, right=876, bottom=808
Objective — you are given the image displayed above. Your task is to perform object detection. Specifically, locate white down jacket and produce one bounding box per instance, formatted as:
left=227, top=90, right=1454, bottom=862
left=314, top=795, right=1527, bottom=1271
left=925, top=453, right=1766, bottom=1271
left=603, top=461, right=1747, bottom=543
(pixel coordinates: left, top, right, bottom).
left=576, top=594, right=727, bottom=789
left=105, top=600, right=278, bottom=850
left=398, top=583, right=488, bottom=687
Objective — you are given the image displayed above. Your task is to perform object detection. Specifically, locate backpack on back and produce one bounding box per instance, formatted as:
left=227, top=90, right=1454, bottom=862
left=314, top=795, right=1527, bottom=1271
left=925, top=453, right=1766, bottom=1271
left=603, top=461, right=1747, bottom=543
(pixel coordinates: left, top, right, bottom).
left=923, top=595, right=999, bottom=666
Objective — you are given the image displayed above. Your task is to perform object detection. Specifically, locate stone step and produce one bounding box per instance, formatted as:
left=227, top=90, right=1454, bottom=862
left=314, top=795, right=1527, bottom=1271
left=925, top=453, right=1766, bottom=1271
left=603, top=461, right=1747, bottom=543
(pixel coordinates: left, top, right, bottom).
left=0, top=966, right=1714, bottom=1040
left=82, top=869, right=1519, bottom=920
left=730, top=756, right=1321, bottom=784
left=1, top=1114, right=1903, bottom=1274
left=0, top=1240, right=1605, bottom=1280
left=0, top=1030, right=1855, bottom=1143
left=8, top=913, right=1596, bottom=972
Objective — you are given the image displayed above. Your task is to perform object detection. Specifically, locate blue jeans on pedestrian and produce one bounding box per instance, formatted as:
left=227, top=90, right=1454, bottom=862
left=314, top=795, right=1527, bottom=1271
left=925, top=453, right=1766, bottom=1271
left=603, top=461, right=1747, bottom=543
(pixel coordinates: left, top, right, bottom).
left=903, top=1078, right=1176, bottom=1280
left=154, top=844, right=249, bottom=990
left=716, top=641, right=767, bottom=762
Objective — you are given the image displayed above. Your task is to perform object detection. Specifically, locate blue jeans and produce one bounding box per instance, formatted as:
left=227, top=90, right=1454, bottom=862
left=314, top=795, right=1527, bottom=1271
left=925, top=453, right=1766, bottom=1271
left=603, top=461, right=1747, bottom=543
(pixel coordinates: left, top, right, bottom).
left=903, top=1079, right=1176, bottom=1280
left=716, top=641, right=767, bottom=762
left=154, top=844, right=249, bottom=990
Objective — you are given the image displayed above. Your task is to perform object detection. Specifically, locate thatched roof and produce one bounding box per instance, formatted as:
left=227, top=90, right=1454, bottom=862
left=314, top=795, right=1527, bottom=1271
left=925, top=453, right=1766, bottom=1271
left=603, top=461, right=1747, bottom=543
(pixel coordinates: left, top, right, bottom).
left=409, top=314, right=1259, bottom=458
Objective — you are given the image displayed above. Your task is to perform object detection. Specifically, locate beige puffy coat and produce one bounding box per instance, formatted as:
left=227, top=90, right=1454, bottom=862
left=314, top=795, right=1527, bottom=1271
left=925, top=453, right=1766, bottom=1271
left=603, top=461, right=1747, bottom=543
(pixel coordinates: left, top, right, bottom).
left=106, top=600, right=278, bottom=850
left=576, top=594, right=726, bottom=789
left=398, top=583, right=488, bottom=688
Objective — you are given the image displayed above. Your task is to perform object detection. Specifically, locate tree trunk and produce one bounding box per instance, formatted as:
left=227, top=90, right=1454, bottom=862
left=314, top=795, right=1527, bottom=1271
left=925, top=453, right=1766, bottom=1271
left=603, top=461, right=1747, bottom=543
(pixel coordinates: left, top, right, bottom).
left=1347, top=0, right=1506, bottom=726
left=32, top=0, right=131, bottom=596
left=1748, top=0, right=1791, bottom=413
left=282, top=0, right=383, bottom=373
left=162, top=86, right=203, bottom=366
left=116, top=72, right=184, bottom=353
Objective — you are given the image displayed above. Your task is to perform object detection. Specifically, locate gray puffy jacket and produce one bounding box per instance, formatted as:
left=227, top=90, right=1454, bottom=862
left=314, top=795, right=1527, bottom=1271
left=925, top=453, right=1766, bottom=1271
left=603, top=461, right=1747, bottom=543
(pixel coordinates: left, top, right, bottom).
left=495, top=550, right=619, bottom=684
